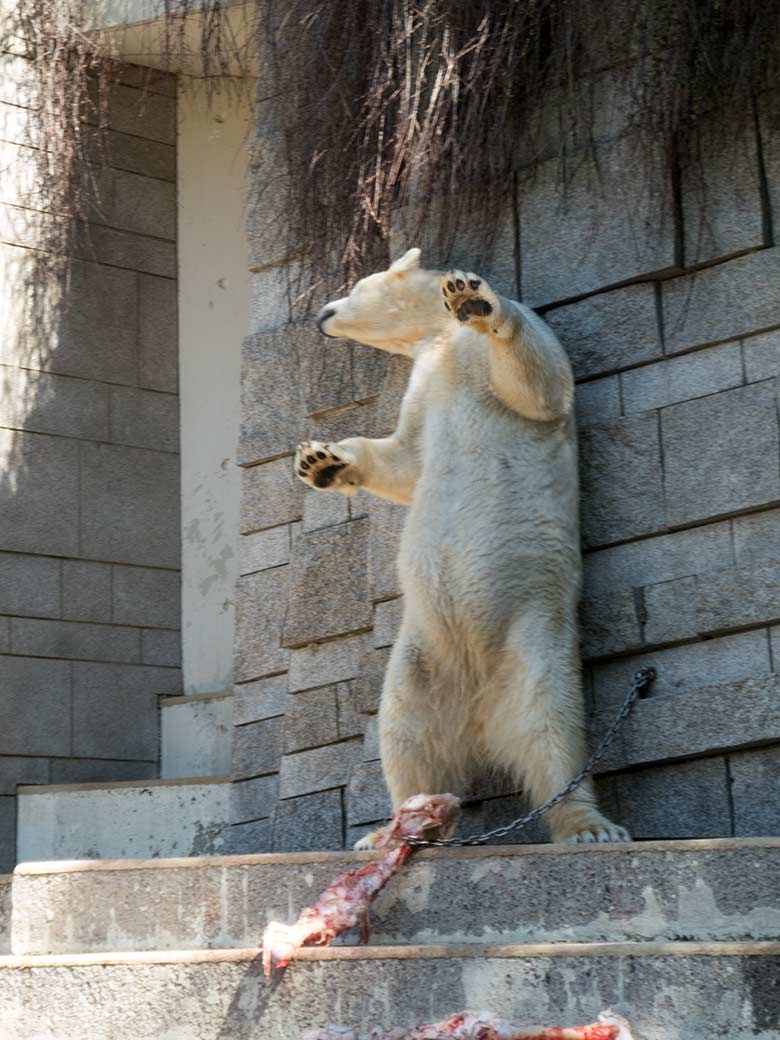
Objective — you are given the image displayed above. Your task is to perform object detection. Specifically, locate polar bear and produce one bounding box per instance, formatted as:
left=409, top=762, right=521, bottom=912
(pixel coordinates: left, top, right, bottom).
left=295, top=248, right=629, bottom=848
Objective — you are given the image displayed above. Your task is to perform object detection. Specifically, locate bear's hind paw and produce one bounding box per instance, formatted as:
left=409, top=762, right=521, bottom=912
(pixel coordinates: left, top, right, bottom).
left=295, top=441, right=358, bottom=492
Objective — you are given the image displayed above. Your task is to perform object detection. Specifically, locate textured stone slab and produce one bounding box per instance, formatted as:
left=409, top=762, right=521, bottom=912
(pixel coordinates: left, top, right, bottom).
left=230, top=774, right=279, bottom=825
left=161, top=694, right=232, bottom=780
left=16, top=779, right=229, bottom=864
left=642, top=576, right=697, bottom=646
left=112, top=565, right=180, bottom=628
left=62, top=561, right=112, bottom=623
left=109, top=386, right=179, bottom=453
left=240, top=457, right=304, bottom=533
left=10, top=839, right=780, bottom=955
left=663, top=248, right=780, bottom=353
left=283, top=686, right=339, bottom=754
left=288, top=634, right=366, bottom=693
left=614, top=757, right=732, bottom=840
left=0, top=365, right=110, bottom=441
left=278, top=739, right=362, bottom=799
left=620, top=342, right=743, bottom=416
left=0, top=657, right=71, bottom=757
left=579, top=413, right=664, bottom=547
left=239, top=525, right=291, bottom=574
left=0, top=552, right=60, bottom=618
left=661, top=382, right=780, bottom=527
left=138, top=274, right=178, bottom=393
left=697, top=558, right=780, bottom=634
left=239, top=328, right=304, bottom=464
left=0, top=877, right=10, bottom=952
left=593, top=674, right=780, bottom=772
left=109, top=169, right=176, bottom=241
left=234, top=567, right=290, bottom=682
left=367, top=497, right=406, bottom=600
left=346, top=760, right=390, bottom=826
left=283, top=519, right=370, bottom=646
left=272, top=788, right=344, bottom=852
left=108, top=85, right=176, bottom=145
left=521, top=135, right=678, bottom=307
left=1, top=946, right=779, bottom=1040
left=546, top=283, right=662, bottom=380
left=573, top=377, right=621, bottom=428
left=580, top=589, right=642, bottom=659
left=733, top=507, right=780, bottom=565
left=233, top=675, right=288, bottom=726
left=10, top=618, right=141, bottom=664
left=232, top=717, right=283, bottom=781
left=141, top=629, right=181, bottom=667
left=730, top=745, right=780, bottom=837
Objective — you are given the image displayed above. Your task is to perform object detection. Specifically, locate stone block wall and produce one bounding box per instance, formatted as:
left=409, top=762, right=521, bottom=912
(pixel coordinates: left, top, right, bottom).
left=229, top=84, right=780, bottom=853
left=0, top=54, right=181, bottom=870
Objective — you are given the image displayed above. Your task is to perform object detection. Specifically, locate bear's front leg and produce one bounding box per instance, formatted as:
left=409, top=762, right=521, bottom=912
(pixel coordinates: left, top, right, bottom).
left=295, top=440, right=360, bottom=493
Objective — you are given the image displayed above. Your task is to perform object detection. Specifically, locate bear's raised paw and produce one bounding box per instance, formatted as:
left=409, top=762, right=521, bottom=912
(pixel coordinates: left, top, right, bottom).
left=441, top=269, right=500, bottom=331
left=295, top=441, right=358, bottom=492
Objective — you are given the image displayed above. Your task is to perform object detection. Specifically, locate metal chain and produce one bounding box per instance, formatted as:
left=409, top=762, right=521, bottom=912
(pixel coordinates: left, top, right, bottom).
left=406, top=666, right=657, bottom=848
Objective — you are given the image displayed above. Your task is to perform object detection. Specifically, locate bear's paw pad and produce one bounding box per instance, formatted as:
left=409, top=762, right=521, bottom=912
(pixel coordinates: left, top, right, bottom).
left=295, top=441, right=353, bottom=489
left=441, top=269, right=495, bottom=325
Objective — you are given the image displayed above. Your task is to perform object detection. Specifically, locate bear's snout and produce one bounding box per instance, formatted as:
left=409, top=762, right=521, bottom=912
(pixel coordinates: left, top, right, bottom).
left=316, top=306, right=336, bottom=334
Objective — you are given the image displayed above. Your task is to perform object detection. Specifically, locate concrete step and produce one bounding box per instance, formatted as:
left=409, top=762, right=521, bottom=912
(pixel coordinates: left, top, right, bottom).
left=0, top=876, right=10, bottom=953
left=160, top=691, right=233, bottom=779
left=0, top=940, right=777, bottom=1039
left=16, top=776, right=230, bottom=864
left=11, top=838, right=780, bottom=955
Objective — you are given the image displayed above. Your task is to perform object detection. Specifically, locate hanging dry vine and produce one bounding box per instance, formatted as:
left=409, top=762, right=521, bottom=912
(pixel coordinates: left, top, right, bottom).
left=3, top=0, right=780, bottom=300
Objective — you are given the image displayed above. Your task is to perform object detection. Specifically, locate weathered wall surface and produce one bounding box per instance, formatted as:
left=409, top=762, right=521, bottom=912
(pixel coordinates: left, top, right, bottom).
left=0, top=52, right=182, bottom=869
left=230, top=83, right=780, bottom=853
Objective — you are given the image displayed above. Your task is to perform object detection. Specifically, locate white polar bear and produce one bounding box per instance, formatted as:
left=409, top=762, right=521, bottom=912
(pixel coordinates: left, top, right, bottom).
left=295, top=248, right=629, bottom=848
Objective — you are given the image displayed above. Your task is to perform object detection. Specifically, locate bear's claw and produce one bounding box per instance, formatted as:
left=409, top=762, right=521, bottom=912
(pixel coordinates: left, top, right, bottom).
left=295, top=441, right=357, bottom=491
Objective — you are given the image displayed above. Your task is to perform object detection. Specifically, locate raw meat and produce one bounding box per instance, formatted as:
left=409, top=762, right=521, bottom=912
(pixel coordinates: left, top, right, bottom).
left=261, top=793, right=461, bottom=976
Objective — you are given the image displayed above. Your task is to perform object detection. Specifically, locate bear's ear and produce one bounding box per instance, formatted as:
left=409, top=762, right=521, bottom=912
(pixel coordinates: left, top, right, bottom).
left=389, top=247, right=421, bottom=275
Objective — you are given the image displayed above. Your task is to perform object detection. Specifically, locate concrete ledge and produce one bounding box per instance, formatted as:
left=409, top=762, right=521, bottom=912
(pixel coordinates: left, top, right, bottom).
left=11, top=839, right=780, bottom=955
left=17, top=776, right=229, bottom=795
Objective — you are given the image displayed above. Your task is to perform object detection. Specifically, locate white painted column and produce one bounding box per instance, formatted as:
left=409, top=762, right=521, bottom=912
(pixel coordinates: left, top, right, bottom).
left=177, top=81, right=252, bottom=694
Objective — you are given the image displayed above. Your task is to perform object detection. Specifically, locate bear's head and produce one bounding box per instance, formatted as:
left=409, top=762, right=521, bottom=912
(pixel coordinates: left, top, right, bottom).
left=316, top=248, right=444, bottom=354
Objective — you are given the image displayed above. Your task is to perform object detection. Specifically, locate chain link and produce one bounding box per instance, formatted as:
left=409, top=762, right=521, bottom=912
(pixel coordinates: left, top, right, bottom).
left=406, top=666, right=656, bottom=848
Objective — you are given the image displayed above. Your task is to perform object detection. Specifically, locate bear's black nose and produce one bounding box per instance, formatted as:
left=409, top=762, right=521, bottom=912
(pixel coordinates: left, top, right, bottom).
left=316, top=307, right=336, bottom=334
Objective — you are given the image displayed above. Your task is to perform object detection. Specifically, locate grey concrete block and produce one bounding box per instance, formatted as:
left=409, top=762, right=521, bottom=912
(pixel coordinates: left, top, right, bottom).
left=222, top=817, right=273, bottom=855
left=352, top=344, right=391, bottom=402
left=284, top=685, right=339, bottom=753
left=302, top=490, right=350, bottom=532
left=0, top=618, right=8, bottom=653
left=233, top=674, right=288, bottom=726
left=352, top=647, right=390, bottom=715
left=230, top=774, right=279, bottom=824
left=0, top=366, right=110, bottom=441
left=239, top=525, right=290, bottom=574
left=0, top=797, right=14, bottom=873
left=234, top=567, right=290, bottom=682
left=288, top=633, right=366, bottom=692
left=138, top=275, right=178, bottom=394
left=368, top=496, right=406, bottom=600
left=574, top=377, right=621, bottom=428
left=11, top=618, right=141, bottom=663
left=72, top=661, right=180, bottom=759
left=621, top=342, right=743, bottom=416
left=50, top=259, right=138, bottom=385
left=682, top=117, right=765, bottom=265
left=662, top=382, right=780, bottom=527
left=697, top=558, right=780, bottom=634
left=0, top=552, right=60, bottom=618
left=79, top=443, right=180, bottom=568
left=546, top=283, right=662, bottom=380
left=248, top=262, right=294, bottom=334
left=733, top=507, right=780, bottom=565
left=580, top=589, right=642, bottom=659
left=102, top=130, right=176, bottom=182
left=663, top=248, right=780, bottom=353
left=615, top=757, right=731, bottom=839
left=239, top=329, right=304, bottom=464
left=346, top=759, right=390, bottom=826
left=278, top=738, right=362, bottom=799
left=0, top=756, right=49, bottom=795
left=110, top=387, right=178, bottom=453
left=591, top=629, right=770, bottom=711
left=49, top=759, right=157, bottom=784
left=521, top=136, right=678, bottom=307
left=743, top=329, right=780, bottom=383
left=0, top=429, right=79, bottom=556
left=112, top=566, right=180, bottom=628
left=109, top=169, right=176, bottom=241
left=579, top=413, right=664, bottom=547
left=643, top=576, right=697, bottom=646
left=232, top=717, right=283, bottom=780
left=77, top=225, right=177, bottom=280
left=730, top=744, right=780, bottom=836
left=373, top=597, right=403, bottom=649
left=599, top=674, right=780, bottom=772
left=335, top=682, right=368, bottom=740
left=759, top=91, right=780, bottom=255
left=240, top=457, right=304, bottom=533
left=272, top=788, right=344, bottom=852
left=0, top=657, right=71, bottom=756
left=108, top=85, right=176, bottom=145
left=62, top=560, right=112, bottom=623
left=141, top=629, right=181, bottom=667
left=583, top=520, right=733, bottom=597
left=283, top=519, right=370, bottom=646
left=361, top=715, right=380, bottom=761
left=479, top=793, right=549, bottom=845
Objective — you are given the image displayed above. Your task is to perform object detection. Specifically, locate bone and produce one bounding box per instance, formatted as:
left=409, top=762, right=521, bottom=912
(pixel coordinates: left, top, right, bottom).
left=303, top=1010, right=635, bottom=1040
left=261, top=793, right=461, bottom=976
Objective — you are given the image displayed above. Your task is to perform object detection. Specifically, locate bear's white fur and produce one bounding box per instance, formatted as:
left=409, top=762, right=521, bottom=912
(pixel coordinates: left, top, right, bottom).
left=296, top=248, right=628, bottom=848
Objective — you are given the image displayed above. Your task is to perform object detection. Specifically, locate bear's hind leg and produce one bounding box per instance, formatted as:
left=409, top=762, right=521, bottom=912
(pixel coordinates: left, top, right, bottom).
left=483, top=610, right=630, bottom=845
